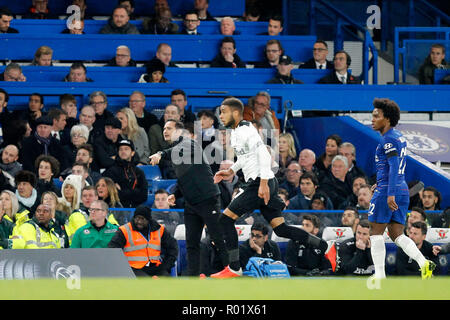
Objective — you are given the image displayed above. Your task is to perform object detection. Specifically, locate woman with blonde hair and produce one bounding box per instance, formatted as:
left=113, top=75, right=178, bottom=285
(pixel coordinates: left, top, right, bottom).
left=32, top=45, right=53, bottom=66
left=116, top=107, right=150, bottom=164
left=95, top=177, right=123, bottom=208
left=57, top=174, right=82, bottom=215
left=0, top=190, right=29, bottom=234
left=277, top=132, right=297, bottom=179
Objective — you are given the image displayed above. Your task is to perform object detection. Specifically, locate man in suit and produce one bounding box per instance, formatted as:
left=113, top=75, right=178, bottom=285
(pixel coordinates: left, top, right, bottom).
left=181, top=11, right=201, bottom=35
left=299, top=40, right=333, bottom=70
left=318, top=50, right=362, bottom=84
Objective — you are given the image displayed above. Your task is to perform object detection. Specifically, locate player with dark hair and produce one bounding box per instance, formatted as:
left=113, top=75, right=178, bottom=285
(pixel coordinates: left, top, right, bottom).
left=368, top=98, right=435, bottom=283
left=211, top=97, right=328, bottom=278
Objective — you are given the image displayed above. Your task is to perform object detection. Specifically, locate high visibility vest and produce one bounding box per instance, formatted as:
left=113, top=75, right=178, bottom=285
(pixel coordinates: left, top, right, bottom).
left=65, top=210, right=89, bottom=245
left=119, top=222, right=164, bottom=269
left=12, top=220, right=61, bottom=249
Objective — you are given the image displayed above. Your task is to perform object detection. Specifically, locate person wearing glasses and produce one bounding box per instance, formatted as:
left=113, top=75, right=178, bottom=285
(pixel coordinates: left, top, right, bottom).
left=70, top=200, right=119, bottom=248
left=90, top=91, right=115, bottom=133
left=238, top=222, right=281, bottom=270
left=299, top=40, right=333, bottom=70
left=180, top=11, right=201, bottom=35
left=254, top=40, right=284, bottom=69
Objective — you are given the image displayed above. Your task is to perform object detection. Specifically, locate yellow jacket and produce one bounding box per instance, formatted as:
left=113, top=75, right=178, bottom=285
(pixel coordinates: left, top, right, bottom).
left=4, top=209, right=30, bottom=235
left=11, top=219, right=61, bottom=249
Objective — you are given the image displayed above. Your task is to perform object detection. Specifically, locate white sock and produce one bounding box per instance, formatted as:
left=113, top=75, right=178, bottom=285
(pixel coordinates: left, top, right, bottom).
left=395, top=234, right=426, bottom=268
left=370, top=235, right=386, bottom=279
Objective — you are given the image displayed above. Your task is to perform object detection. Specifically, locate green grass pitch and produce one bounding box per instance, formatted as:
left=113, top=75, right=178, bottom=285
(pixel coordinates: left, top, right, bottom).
left=2, top=277, right=449, bottom=300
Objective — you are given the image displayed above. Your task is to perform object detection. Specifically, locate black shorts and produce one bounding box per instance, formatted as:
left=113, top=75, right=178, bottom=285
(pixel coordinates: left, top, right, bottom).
left=227, top=177, right=285, bottom=223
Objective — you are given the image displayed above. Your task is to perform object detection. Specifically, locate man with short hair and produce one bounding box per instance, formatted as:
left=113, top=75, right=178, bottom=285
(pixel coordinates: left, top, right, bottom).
left=288, top=172, right=332, bottom=210
left=94, top=117, right=124, bottom=170
left=70, top=200, right=119, bottom=248
left=210, top=37, right=246, bottom=68
left=286, top=215, right=332, bottom=276
left=90, top=91, right=114, bottom=133
left=338, top=142, right=366, bottom=185
left=220, top=17, right=239, bottom=36
left=254, top=39, right=283, bottom=69
left=152, top=189, right=181, bottom=236
left=194, top=0, right=214, bottom=21
left=0, top=8, right=18, bottom=33
left=299, top=40, right=333, bottom=70
left=279, top=162, right=302, bottom=200
left=48, top=108, right=68, bottom=144
left=357, top=184, right=372, bottom=211
left=128, top=91, right=158, bottom=133
left=170, top=89, right=197, bottom=125
left=395, top=221, right=439, bottom=276
left=318, top=50, right=362, bottom=84
left=142, top=6, right=178, bottom=35
left=63, top=62, right=93, bottom=82
left=100, top=6, right=140, bottom=34
left=154, top=43, right=177, bottom=67
left=267, top=55, right=304, bottom=84
left=320, top=155, right=353, bottom=209
left=418, top=43, right=447, bottom=84
left=0, top=144, right=22, bottom=177
left=103, top=139, right=148, bottom=208
left=421, top=186, right=441, bottom=211
left=59, top=93, right=79, bottom=132
left=0, top=63, right=26, bottom=82
left=341, top=206, right=360, bottom=234
left=259, top=15, right=283, bottom=36
left=106, top=45, right=137, bottom=67
left=181, top=11, right=201, bottom=35
left=238, top=222, right=281, bottom=268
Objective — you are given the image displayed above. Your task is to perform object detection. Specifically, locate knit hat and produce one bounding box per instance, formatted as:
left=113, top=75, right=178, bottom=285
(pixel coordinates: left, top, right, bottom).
left=60, top=174, right=83, bottom=209
left=105, top=117, right=122, bottom=129
left=146, top=58, right=166, bottom=74
left=133, top=205, right=152, bottom=221
left=15, top=170, right=37, bottom=188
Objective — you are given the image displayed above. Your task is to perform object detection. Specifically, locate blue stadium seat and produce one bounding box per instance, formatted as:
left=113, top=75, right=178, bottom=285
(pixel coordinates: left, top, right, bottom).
left=53, top=178, right=63, bottom=191
left=152, top=179, right=177, bottom=194
left=138, top=165, right=162, bottom=180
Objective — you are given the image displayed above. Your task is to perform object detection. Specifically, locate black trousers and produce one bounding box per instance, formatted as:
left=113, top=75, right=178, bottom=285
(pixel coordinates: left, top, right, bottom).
left=184, top=195, right=229, bottom=276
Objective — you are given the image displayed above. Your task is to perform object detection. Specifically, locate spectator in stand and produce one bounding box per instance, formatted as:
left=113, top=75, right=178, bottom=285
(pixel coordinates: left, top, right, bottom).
left=316, top=134, right=342, bottom=183
left=267, top=55, right=304, bottom=84
left=40, top=191, right=67, bottom=245
left=0, top=8, right=18, bottom=33
left=154, top=43, right=177, bottom=68
left=337, top=219, right=373, bottom=275
left=10, top=93, right=46, bottom=132
left=338, top=142, right=366, bottom=185
left=421, top=186, right=441, bottom=211
left=220, top=17, right=240, bottom=36
left=395, top=221, right=439, bottom=276
left=259, top=15, right=283, bottom=36
left=61, top=18, right=85, bottom=34
left=197, top=109, right=217, bottom=150
left=95, top=177, right=123, bottom=208
left=57, top=174, right=82, bottom=216
left=320, top=155, right=353, bottom=209
left=128, top=91, right=158, bottom=134
left=94, top=117, right=124, bottom=171
left=116, top=107, right=150, bottom=165
left=106, top=45, right=137, bottom=67
left=318, top=50, right=362, bottom=84
left=34, top=155, right=60, bottom=199
left=63, top=62, right=93, bottom=82
left=31, top=46, right=53, bottom=66
left=239, top=222, right=281, bottom=268
left=210, top=37, right=246, bottom=68
left=288, top=172, right=333, bottom=210
left=59, top=94, right=79, bottom=133
left=0, top=145, right=22, bottom=178
left=181, top=11, right=201, bottom=35
left=406, top=207, right=428, bottom=235
left=243, top=91, right=280, bottom=132
left=170, top=89, right=197, bottom=125
left=152, top=188, right=181, bottom=236
left=242, top=4, right=261, bottom=21
left=74, top=144, right=101, bottom=184
left=418, top=43, right=447, bottom=84
left=99, top=5, right=140, bottom=34
left=90, top=91, right=115, bottom=133
left=152, top=0, right=169, bottom=16
left=286, top=215, right=332, bottom=276
left=341, top=206, right=360, bottom=234
left=0, top=189, right=29, bottom=233
left=356, top=184, right=372, bottom=212
left=298, top=148, right=319, bottom=176
left=254, top=40, right=284, bottom=69
left=48, top=108, right=69, bottom=145
left=103, top=139, right=148, bottom=208
left=118, top=0, right=136, bottom=20
left=24, top=0, right=57, bottom=19
left=19, top=116, right=67, bottom=173
left=15, top=170, right=40, bottom=214
left=299, top=40, right=333, bottom=70
left=276, top=133, right=297, bottom=180
left=194, top=0, right=214, bottom=21
left=217, top=160, right=240, bottom=209
left=79, top=105, right=100, bottom=145
left=279, top=162, right=301, bottom=199
left=71, top=0, right=89, bottom=20
left=138, top=58, right=169, bottom=83
left=341, top=175, right=369, bottom=208
left=142, top=7, right=178, bottom=34
left=62, top=124, right=90, bottom=168
left=0, top=63, right=26, bottom=82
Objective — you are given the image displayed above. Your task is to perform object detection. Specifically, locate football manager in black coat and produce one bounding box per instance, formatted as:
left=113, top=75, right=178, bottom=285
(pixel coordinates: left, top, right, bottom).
left=149, top=119, right=229, bottom=276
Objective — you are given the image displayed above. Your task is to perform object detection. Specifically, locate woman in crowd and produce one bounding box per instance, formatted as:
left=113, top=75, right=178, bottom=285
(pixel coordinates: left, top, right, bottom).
left=316, top=134, right=342, bottom=182
left=57, top=174, right=82, bottom=216
left=116, top=107, right=150, bottom=164
left=35, top=154, right=61, bottom=198
left=95, top=177, right=123, bottom=208
left=0, top=190, right=29, bottom=234
left=63, top=124, right=90, bottom=166
left=277, top=132, right=297, bottom=180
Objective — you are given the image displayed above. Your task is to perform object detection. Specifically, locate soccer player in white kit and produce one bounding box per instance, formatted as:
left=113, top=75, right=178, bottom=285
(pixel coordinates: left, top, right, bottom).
left=211, top=97, right=328, bottom=278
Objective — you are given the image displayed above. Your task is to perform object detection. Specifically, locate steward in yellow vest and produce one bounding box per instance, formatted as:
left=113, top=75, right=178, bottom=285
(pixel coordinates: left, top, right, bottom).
left=108, top=205, right=178, bottom=276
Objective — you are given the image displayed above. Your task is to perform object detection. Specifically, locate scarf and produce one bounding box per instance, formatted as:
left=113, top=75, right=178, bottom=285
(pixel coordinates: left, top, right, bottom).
left=34, top=131, right=51, bottom=155
left=16, top=188, right=37, bottom=209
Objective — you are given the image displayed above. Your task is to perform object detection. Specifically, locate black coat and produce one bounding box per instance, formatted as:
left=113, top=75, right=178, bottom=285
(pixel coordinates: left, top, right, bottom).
left=267, top=73, right=304, bottom=84
left=161, top=136, right=220, bottom=205
left=285, top=239, right=332, bottom=276
left=136, top=109, right=159, bottom=134
left=320, top=172, right=353, bottom=209
left=299, top=58, right=334, bottom=69
left=93, top=133, right=124, bottom=170
left=337, top=237, right=374, bottom=275
left=239, top=239, right=281, bottom=269
left=318, top=72, right=362, bottom=84
left=20, top=135, right=68, bottom=172
left=103, top=158, right=148, bottom=208
left=395, top=240, right=440, bottom=276
left=210, top=54, right=246, bottom=68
